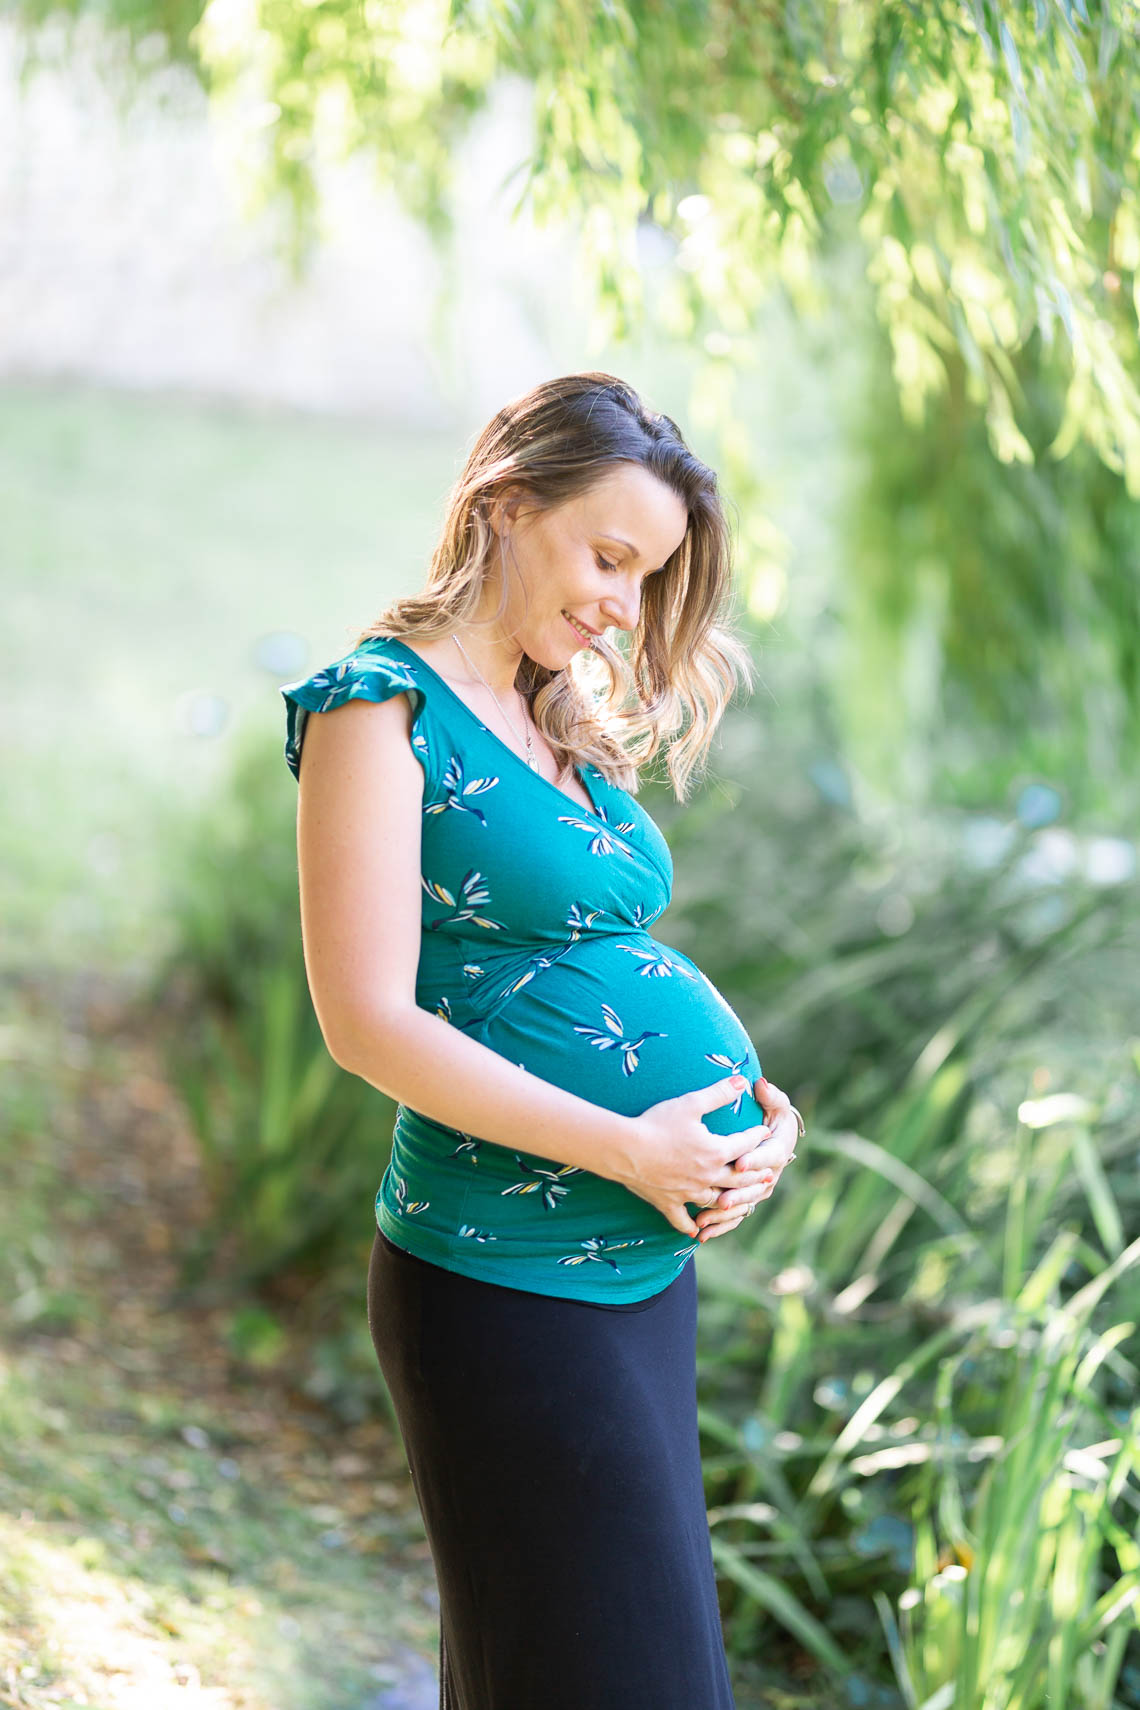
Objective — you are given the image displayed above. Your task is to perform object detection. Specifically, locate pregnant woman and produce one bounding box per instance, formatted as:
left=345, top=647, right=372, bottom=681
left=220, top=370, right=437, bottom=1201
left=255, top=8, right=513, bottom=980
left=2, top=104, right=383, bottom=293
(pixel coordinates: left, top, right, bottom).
left=282, top=372, right=803, bottom=1709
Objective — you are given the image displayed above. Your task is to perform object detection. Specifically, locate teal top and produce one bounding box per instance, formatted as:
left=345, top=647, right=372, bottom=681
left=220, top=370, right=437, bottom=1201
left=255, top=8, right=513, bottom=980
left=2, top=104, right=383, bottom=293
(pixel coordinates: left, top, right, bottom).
left=282, top=634, right=764, bottom=1303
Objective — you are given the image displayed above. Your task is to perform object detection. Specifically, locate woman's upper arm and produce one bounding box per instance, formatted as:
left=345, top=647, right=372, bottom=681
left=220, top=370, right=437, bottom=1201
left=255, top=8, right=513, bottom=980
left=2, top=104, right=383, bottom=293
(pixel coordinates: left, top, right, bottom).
left=294, top=691, right=424, bottom=1068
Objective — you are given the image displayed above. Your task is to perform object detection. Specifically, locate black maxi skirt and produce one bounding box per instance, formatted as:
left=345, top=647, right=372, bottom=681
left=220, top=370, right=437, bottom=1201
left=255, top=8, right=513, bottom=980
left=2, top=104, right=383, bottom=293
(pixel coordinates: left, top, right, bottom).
left=366, top=1227, right=737, bottom=1710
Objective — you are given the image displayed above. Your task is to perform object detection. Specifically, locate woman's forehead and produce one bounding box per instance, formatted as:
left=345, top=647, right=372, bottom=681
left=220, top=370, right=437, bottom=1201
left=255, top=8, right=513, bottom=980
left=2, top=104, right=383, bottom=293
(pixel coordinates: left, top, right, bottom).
left=574, top=466, right=688, bottom=559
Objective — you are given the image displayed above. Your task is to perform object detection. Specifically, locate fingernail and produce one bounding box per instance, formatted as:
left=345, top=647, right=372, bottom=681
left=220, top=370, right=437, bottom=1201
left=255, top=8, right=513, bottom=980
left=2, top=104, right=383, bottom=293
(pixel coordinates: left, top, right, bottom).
left=757, top=1076, right=769, bottom=1090
left=731, top=1075, right=747, bottom=1089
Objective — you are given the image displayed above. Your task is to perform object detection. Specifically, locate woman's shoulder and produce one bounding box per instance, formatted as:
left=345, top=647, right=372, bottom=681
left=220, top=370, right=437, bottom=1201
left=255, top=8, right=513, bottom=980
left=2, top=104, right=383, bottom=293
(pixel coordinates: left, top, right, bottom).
left=281, top=634, right=417, bottom=709
left=280, top=634, right=437, bottom=783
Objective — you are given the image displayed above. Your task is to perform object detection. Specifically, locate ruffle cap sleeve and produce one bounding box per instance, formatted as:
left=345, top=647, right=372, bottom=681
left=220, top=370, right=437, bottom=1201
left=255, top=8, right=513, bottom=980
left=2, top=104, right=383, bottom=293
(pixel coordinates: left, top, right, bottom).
left=280, top=639, right=432, bottom=784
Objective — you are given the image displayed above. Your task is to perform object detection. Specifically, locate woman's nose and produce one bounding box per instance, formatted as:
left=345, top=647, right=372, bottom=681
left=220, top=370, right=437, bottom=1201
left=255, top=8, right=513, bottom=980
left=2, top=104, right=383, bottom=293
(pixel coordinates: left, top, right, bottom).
left=601, top=588, right=642, bottom=632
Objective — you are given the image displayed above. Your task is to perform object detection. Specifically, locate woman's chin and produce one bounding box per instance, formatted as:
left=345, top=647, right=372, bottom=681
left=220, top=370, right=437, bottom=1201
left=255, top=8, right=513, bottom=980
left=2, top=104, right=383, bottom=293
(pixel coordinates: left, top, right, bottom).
left=530, top=631, right=586, bottom=667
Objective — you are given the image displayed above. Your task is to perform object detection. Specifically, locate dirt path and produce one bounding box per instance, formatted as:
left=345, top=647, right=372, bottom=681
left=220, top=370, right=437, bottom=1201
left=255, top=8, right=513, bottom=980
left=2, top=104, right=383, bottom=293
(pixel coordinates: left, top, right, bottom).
left=0, top=971, right=440, bottom=1710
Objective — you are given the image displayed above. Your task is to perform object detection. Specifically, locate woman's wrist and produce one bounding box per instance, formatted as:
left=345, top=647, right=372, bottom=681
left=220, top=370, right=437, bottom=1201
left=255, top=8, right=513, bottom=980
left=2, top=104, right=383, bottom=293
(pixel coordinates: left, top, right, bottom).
left=594, top=1112, right=649, bottom=1190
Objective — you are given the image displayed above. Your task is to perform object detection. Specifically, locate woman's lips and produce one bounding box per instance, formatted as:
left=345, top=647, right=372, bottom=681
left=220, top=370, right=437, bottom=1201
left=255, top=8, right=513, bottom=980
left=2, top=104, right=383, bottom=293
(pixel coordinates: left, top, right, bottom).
left=563, top=611, right=597, bottom=645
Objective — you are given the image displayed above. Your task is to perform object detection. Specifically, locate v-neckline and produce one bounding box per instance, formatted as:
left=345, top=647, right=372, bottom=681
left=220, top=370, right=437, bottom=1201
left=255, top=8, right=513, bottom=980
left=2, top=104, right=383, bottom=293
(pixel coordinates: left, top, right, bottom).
left=385, top=637, right=607, bottom=823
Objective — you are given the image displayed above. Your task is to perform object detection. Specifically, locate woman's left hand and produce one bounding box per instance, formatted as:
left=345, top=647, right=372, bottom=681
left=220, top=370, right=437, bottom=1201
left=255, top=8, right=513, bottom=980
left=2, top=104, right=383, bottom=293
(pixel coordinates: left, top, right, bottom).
left=695, top=1076, right=802, bottom=1242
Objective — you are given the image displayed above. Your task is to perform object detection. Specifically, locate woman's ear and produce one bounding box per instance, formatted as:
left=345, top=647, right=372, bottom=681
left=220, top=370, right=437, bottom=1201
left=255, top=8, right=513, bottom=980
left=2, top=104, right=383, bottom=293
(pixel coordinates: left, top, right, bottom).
left=486, top=483, right=530, bottom=539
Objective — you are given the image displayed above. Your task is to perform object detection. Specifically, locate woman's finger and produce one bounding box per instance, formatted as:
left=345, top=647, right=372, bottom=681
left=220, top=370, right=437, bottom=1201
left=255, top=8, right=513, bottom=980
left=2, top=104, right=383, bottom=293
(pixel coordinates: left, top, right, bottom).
left=704, top=1168, right=786, bottom=1220
left=665, top=1203, right=701, bottom=1238
left=709, top=1171, right=774, bottom=1209
left=731, top=1134, right=787, bottom=1171
left=755, top=1075, right=793, bottom=1116
left=698, top=1171, right=793, bottom=1232
left=754, top=1076, right=799, bottom=1136
left=723, top=1165, right=777, bottom=1191
left=698, top=1077, right=802, bottom=1232
left=756, top=1077, right=805, bottom=1138
left=734, top=1094, right=799, bottom=1162
left=698, top=1213, right=746, bottom=1241
left=696, top=1202, right=747, bottom=1226
left=730, top=1134, right=793, bottom=1174
left=696, top=1182, right=774, bottom=1225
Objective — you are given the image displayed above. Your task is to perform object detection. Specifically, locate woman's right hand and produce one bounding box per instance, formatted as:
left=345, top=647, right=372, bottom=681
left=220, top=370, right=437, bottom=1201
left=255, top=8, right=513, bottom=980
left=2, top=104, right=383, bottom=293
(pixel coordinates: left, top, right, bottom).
left=612, top=1075, right=775, bottom=1237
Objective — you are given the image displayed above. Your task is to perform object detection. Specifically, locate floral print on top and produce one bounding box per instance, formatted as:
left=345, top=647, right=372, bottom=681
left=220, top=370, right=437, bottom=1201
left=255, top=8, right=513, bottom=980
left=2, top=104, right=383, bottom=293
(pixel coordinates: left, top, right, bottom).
left=282, top=635, right=764, bottom=1304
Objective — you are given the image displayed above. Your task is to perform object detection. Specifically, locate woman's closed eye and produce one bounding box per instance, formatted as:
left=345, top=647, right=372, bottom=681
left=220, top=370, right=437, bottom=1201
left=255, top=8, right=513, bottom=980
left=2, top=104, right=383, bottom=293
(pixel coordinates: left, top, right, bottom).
left=595, top=553, right=666, bottom=578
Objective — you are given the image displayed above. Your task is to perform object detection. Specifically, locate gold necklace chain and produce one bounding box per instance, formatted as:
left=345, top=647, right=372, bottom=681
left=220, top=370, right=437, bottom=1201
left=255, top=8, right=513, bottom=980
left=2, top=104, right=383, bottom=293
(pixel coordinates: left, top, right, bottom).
left=452, top=636, right=541, bottom=771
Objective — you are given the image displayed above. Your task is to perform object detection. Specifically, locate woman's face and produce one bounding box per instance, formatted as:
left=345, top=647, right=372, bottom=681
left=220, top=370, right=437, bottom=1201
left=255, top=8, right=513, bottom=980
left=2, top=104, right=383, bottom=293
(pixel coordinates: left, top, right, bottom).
left=489, top=461, right=690, bottom=667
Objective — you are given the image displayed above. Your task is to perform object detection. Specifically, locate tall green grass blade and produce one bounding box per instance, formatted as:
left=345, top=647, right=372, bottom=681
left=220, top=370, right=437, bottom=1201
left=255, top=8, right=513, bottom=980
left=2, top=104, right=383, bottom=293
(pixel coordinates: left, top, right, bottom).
left=707, top=1501, right=833, bottom=1603
left=874, top=1587, right=917, bottom=1708
left=1069, top=1123, right=1124, bottom=1259
left=1002, top=1117, right=1032, bottom=1301
left=1015, top=1227, right=1081, bottom=1312
left=808, top=1129, right=976, bottom=1243
left=1051, top=1231, right=1140, bottom=1341
left=710, top=1536, right=852, bottom=1675
left=807, top=1304, right=993, bottom=1499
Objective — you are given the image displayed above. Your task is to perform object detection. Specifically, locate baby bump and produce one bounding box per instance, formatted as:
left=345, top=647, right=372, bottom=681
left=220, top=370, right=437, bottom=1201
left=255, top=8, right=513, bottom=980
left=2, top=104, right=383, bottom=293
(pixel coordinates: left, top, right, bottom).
left=474, top=932, right=765, bottom=1143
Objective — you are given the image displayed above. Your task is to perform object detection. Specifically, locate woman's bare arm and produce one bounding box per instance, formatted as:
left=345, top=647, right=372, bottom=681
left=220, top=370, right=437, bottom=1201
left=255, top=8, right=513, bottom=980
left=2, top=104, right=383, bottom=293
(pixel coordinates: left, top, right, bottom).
left=295, top=692, right=644, bottom=1183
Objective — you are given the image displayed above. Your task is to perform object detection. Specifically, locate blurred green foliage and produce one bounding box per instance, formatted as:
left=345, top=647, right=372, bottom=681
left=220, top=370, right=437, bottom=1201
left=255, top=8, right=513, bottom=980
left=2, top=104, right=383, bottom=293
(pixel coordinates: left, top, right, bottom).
left=151, top=725, right=399, bottom=1296
left=679, top=782, right=1140, bottom=1699
left=836, top=323, right=1140, bottom=805
left=14, top=0, right=1140, bottom=494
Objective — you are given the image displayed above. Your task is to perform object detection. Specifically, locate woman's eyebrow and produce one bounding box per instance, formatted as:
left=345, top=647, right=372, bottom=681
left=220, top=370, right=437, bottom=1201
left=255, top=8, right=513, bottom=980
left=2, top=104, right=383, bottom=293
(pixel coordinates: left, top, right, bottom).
left=598, top=532, right=638, bottom=555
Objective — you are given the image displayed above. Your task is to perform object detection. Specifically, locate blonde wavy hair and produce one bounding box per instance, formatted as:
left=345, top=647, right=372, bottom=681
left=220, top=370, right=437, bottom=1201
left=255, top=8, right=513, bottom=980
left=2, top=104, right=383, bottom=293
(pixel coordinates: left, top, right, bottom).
left=354, top=371, right=756, bottom=803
